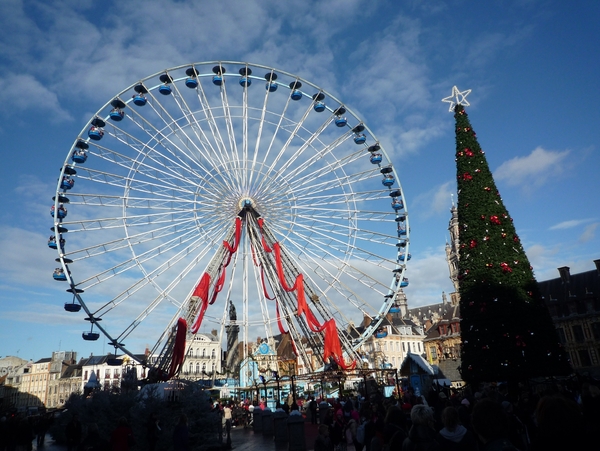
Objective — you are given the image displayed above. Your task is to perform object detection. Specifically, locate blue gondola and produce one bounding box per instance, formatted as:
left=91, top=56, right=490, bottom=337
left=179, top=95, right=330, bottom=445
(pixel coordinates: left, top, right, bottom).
left=264, top=72, right=278, bottom=92
left=389, top=305, right=400, bottom=313
left=82, top=332, right=100, bottom=341
left=88, top=126, right=104, bottom=141
left=400, top=278, right=409, bottom=287
left=186, top=67, right=199, bottom=88
left=72, top=149, right=88, bottom=163
left=64, top=302, right=82, bottom=312
left=398, top=253, right=412, bottom=261
left=185, top=77, right=198, bottom=88
left=382, top=175, right=395, bottom=187
left=334, top=117, right=347, bottom=127
left=354, top=134, right=366, bottom=144
left=158, top=74, right=173, bottom=94
left=398, top=228, right=407, bottom=237
left=370, top=153, right=382, bottom=164
left=212, top=65, right=226, bottom=85
left=133, top=94, right=147, bottom=106
left=392, top=200, right=404, bottom=210
left=48, top=236, right=57, bottom=249
left=109, top=108, right=125, bottom=121
left=313, top=93, right=325, bottom=112
left=53, top=268, right=67, bottom=281
left=133, top=84, right=148, bottom=106
left=289, top=81, right=303, bottom=100
left=375, top=329, right=388, bottom=339
left=239, top=67, right=252, bottom=87
left=50, top=204, right=67, bottom=219
left=61, top=177, right=74, bottom=190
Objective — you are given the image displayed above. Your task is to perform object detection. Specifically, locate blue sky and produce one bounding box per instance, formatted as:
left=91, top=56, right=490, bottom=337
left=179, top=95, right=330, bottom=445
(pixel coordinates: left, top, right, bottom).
left=1, top=0, right=599, bottom=363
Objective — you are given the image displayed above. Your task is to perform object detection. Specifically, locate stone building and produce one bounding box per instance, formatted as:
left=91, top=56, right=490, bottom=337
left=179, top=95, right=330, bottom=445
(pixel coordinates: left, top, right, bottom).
left=538, top=260, right=600, bottom=378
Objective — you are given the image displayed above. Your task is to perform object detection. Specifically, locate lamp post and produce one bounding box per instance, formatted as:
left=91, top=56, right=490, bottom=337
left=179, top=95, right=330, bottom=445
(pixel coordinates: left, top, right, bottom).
left=272, top=371, right=280, bottom=405
left=394, top=369, right=402, bottom=400
left=291, top=374, right=296, bottom=403
left=259, top=375, right=267, bottom=405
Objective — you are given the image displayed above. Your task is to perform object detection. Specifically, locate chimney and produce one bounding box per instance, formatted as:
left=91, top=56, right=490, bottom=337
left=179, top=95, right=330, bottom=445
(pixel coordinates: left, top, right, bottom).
left=594, top=259, right=600, bottom=276
left=557, top=266, right=570, bottom=284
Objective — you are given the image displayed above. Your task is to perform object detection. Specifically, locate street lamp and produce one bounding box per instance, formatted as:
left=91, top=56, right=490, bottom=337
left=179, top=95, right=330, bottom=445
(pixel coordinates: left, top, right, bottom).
left=272, top=371, right=280, bottom=405
left=259, top=375, right=267, bottom=404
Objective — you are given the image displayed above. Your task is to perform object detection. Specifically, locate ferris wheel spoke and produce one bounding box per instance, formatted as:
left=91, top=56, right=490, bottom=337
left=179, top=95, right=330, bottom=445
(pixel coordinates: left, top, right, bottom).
left=247, top=71, right=277, bottom=189
left=103, top=119, right=206, bottom=179
left=292, top=189, right=393, bottom=206
left=280, top=139, right=362, bottom=189
left=254, top=100, right=316, bottom=194
left=289, top=166, right=382, bottom=198
left=272, top=126, right=354, bottom=183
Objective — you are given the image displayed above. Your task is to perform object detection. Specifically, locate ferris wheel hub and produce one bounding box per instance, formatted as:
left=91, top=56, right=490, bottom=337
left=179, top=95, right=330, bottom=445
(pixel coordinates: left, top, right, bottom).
left=239, top=197, right=255, bottom=210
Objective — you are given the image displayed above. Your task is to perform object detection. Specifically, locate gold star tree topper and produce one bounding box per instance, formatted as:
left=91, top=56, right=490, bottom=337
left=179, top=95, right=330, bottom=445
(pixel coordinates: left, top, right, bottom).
left=442, top=86, right=472, bottom=111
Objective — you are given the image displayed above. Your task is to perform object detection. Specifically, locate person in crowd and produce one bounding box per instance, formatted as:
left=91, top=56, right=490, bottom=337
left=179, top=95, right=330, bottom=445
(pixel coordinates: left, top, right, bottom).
left=66, top=414, right=83, bottom=451
left=314, top=423, right=334, bottom=451
left=402, top=404, right=442, bottom=451
left=172, top=414, right=190, bottom=451
left=471, top=399, right=519, bottom=451
left=309, top=397, right=318, bottom=424
left=529, top=393, right=590, bottom=451
left=109, top=417, right=134, bottom=451
left=382, top=405, right=408, bottom=451
left=438, top=406, right=477, bottom=451
left=330, top=409, right=347, bottom=451
left=77, top=423, right=109, bottom=451
left=146, top=413, right=161, bottom=451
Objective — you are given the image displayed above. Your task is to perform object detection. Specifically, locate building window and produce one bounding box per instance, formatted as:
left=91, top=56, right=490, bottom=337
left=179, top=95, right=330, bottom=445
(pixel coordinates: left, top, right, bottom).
left=402, top=342, right=406, bottom=352
left=591, top=323, right=600, bottom=340
left=572, top=325, right=585, bottom=343
left=202, top=349, right=206, bottom=358
left=430, top=346, right=438, bottom=360
left=212, top=349, right=216, bottom=358
left=578, top=350, right=592, bottom=367
left=557, top=328, right=566, bottom=344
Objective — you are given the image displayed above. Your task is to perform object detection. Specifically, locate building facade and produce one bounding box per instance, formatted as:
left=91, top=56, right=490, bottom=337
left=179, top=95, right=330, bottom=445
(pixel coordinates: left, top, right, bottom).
left=538, top=260, right=600, bottom=378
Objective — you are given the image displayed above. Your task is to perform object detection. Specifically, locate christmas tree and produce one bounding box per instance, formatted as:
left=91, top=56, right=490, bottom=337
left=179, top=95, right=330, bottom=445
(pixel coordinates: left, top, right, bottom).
left=443, top=87, right=571, bottom=384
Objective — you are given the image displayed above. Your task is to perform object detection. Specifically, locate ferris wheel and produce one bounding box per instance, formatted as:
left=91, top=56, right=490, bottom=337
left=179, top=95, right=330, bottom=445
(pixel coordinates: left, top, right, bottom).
left=50, top=61, right=411, bottom=379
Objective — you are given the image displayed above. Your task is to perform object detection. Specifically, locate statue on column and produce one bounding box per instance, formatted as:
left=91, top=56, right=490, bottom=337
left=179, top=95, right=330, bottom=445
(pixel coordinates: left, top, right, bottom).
left=229, top=300, right=237, bottom=321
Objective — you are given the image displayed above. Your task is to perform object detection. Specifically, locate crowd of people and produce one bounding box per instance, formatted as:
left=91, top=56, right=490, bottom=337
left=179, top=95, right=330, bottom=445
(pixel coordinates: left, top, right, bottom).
left=1, top=378, right=598, bottom=451
left=311, top=380, right=599, bottom=451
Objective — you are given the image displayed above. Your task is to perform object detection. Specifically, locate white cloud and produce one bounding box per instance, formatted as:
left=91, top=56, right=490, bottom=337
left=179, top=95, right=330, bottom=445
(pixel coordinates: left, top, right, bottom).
left=413, top=181, right=454, bottom=218
left=0, top=73, right=72, bottom=119
left=494, top=146, right=570, bottom=189
left=579, top=223, right=598, bottom=243
left=549, top=219, right=593, bottom=230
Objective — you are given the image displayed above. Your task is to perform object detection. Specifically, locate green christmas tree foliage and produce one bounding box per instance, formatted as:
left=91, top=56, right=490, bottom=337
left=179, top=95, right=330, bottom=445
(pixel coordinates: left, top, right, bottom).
left=453, top=104, right=571, bottom=384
